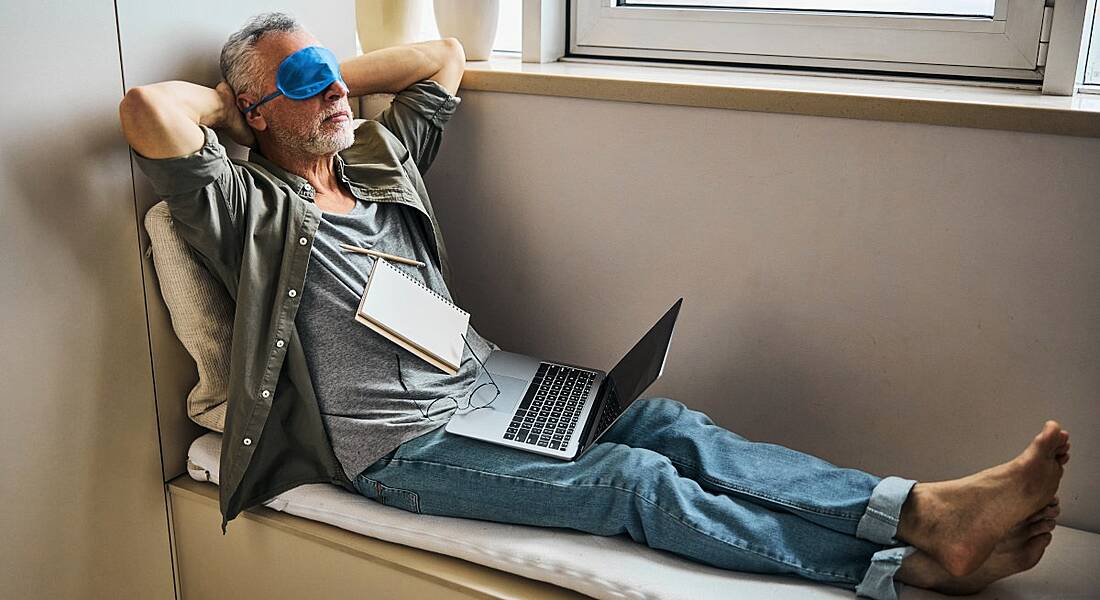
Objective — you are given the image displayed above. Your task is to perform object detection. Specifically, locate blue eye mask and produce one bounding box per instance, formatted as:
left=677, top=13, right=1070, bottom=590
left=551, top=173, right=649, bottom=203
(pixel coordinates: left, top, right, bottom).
left=242, top=46, right=344, bottom=114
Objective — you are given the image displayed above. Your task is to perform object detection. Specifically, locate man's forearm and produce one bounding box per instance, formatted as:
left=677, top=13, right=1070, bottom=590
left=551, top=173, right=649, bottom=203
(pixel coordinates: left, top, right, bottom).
left=120, top=81, right=253, bottom=159
left=120, top=82, right=225, bottom=159
left=340, top=38, right=465, bottom=97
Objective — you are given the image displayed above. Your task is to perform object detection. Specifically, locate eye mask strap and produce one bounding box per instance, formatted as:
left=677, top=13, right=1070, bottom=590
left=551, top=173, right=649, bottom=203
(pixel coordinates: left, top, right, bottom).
left=241, top=90, right=283, bottom=115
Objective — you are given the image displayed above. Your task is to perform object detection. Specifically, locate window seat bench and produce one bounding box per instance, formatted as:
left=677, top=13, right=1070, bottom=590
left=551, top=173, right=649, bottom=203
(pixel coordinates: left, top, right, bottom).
left=166, top=433, right=1100, bottom=600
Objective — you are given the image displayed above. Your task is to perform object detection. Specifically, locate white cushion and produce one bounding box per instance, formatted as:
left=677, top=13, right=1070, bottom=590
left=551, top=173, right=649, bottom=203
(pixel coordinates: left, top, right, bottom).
left=188, top=432, right=1100, bottom=599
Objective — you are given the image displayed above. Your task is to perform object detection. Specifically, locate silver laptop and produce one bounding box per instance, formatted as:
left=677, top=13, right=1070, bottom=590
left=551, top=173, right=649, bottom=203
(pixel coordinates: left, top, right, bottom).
left=445, top=299, right=683, bottom=460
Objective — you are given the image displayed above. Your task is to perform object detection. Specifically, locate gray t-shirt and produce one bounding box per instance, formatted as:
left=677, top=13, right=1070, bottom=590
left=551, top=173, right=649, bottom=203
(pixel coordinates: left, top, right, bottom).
left=296, top=197, right=496, bottom=481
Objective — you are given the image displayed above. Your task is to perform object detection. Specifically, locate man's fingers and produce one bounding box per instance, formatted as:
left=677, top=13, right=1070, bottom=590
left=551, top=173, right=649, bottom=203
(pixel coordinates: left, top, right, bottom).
left=210, top=81, right=255, bottom=147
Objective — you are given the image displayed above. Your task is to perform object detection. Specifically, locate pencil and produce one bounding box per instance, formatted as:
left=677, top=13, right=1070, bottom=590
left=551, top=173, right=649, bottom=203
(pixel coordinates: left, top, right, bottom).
left=338, top=243, right=426, bottom=268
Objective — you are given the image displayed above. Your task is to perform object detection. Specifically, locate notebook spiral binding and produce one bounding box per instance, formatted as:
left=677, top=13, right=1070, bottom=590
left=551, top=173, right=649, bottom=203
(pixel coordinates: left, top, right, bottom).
left=377, top=258, right=469, bottom=318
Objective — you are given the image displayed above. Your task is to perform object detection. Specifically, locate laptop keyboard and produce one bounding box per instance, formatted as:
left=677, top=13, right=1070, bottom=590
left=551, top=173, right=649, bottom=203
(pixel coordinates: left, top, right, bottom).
left=596, top=387, right=624, bottom=433
left=504, top=363, right=595, bottom=450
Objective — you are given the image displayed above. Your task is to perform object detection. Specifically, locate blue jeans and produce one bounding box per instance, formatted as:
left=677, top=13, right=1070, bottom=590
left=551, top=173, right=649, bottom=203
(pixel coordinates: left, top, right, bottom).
left=353, top=397, right=917, bottom=599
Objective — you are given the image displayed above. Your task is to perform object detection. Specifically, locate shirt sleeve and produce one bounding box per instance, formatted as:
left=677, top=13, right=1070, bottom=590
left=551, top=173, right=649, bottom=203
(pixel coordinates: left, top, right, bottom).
left=132, top=125, right=248, bottom=276
left=374, top=79, right=461, bottom=173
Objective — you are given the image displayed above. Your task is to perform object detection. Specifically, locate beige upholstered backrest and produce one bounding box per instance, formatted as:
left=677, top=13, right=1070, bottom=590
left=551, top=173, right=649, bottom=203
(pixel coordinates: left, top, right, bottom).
left=144, top=201, right=230, bottom=432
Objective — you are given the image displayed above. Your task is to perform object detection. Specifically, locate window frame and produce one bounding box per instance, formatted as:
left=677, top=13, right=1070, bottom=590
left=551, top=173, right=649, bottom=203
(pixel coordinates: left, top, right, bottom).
left=1084, top=0, right=1100, bottom=85
left=570, top=0, right=1049, bottom=80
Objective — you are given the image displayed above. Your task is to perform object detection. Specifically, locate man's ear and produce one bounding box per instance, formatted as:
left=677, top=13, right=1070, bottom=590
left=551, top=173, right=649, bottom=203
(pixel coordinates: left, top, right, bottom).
left=237, top=94, right=269, bottom=132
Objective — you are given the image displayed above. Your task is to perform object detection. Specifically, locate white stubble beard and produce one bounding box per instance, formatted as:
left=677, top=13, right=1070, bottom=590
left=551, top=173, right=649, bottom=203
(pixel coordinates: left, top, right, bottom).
left=271, top=111, right=355, bottom=158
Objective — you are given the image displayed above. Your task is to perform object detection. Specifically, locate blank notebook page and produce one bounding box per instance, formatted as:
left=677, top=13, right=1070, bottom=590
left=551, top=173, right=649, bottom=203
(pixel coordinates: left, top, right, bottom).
left=357, top=258, right=469, bottom=372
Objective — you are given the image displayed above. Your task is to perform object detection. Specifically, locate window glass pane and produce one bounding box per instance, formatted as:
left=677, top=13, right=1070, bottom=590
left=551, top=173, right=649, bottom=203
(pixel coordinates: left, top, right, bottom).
left=623, top=1, right=997, bottom=17
left=1086, top=4, right=1099, bottom=85
left=494, top=0, right=522, bottom=52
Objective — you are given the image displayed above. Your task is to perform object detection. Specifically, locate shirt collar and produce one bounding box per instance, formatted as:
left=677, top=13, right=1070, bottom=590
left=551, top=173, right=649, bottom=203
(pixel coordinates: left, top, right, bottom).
left=248, top=151, right=350, bottom=202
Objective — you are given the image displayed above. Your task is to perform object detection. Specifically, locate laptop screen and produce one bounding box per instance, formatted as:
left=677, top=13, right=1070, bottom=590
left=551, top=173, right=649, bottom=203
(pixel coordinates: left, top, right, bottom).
left=596, top=298, right=683, bottom=432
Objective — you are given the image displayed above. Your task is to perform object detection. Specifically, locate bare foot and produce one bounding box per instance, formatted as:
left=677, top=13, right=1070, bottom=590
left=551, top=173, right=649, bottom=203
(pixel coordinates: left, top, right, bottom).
left=1027, top=496, right=1061, bottom=523
left=895, top=421, right=1068, bottom=577
left=897, top=516, right=1056, bottom=595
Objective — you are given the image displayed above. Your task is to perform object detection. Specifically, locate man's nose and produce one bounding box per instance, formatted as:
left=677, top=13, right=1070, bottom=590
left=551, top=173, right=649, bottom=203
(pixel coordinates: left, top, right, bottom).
left=323, top=80, right=349, bottom=102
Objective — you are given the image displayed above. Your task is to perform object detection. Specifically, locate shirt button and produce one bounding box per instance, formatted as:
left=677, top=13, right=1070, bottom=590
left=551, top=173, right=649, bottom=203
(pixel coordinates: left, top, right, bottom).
left=276, top=339, right=285, bottom=348
left=298, top=237, right=308, bottom=246
left=261, top=390, right=271, bottom=398
left=288, top=289, right=297, bottom=298
left=243, top=437, right=252, bottom=446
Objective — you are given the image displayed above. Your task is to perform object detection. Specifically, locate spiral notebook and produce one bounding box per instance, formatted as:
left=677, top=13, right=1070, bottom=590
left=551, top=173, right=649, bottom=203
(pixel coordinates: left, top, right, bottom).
left=354, top=258, right=470, bottom=375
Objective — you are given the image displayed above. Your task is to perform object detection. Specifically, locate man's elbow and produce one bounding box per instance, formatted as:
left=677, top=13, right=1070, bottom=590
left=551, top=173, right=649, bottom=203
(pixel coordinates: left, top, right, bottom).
left=119, top=86, right=155, bottom=136
left=120, top=86, right=144, bottom=117
left=120, top=85, right=168, bottom=126
left=441, top=37, right=466, bottom=66
left=430, top=37, right=465, bottom=94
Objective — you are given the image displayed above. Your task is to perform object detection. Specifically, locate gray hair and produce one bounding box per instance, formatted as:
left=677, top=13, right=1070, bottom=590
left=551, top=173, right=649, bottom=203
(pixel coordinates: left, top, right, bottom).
left=220, top=12, right=302, bottom=97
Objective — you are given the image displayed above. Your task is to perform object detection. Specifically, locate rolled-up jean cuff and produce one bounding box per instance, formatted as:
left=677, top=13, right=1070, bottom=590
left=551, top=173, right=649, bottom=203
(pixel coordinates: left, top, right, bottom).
left=855, top=545, right=917, bottom=600
left=856, top=476, right=917, bottom=545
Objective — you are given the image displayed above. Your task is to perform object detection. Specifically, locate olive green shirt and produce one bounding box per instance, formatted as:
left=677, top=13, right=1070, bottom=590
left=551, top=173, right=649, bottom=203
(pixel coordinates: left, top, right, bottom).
left=134, top=80, right=462, bottom=531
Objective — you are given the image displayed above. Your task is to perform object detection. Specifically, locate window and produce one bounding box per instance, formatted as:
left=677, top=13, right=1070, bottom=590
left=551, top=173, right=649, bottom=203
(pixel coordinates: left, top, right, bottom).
left=571, top=0, right=1051, bottom=80
left=624, top=1, right=997, bottom=16
left=1085, top=2, right=1099, bottom=85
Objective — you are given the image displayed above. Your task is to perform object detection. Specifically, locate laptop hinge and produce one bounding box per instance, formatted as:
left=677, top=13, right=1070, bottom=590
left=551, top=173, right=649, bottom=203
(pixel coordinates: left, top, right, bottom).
left=577, top=378, right=611, bottom=450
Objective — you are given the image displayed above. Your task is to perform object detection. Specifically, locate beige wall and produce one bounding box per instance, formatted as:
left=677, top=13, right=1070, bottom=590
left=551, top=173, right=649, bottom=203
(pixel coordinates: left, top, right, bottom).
left=0, top=2, right=175, bottom=598
left=0, top=2, right=354, bottom=598
left=424, top=90, right=1100, bottom=533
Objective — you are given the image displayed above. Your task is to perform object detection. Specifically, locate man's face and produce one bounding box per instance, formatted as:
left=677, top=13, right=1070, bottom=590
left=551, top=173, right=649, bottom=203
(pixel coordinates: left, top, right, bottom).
left=249, top=30, right=354, bottom=157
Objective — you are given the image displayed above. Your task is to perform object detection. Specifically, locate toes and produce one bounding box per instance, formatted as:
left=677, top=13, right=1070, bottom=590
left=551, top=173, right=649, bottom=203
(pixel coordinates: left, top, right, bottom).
left=1028, top=519, right=1056, bottom=537
left=1038, top=421, right=1059, bottom=438
left=1055, top=442, right=1070, bottom=466
left=1030, top=532, right=1054, bottom=552
left=1033, top=422, right=1064, bottom=454
left=1027, top=503, right=1061, bottom=523
left=1019, top=533, right=1053, bottom=571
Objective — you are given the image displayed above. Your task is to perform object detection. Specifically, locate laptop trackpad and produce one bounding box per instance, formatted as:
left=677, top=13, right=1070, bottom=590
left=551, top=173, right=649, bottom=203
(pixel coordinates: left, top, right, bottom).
left=456, top=373, right=528, bottom=418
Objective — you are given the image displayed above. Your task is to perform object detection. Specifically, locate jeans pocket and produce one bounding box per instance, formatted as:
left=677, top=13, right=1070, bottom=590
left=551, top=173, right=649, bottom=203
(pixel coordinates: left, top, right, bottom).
left=357, top=476, right=422, bottom=514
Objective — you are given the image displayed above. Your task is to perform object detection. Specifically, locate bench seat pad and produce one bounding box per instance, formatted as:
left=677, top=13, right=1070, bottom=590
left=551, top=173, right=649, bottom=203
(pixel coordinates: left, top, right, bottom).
left=188, top=433, right=1099, bottom=599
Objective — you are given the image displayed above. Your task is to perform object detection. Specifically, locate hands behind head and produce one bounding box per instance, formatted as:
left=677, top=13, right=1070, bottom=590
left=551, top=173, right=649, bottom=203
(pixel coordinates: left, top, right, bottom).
left=215, top=81, right=257, bottom=149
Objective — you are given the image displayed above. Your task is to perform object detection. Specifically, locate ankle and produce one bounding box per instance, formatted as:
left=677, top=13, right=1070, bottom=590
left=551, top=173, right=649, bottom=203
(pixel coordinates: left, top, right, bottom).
left=895, top=550, right=947, bottom=591
left=896, top=482, right=934, bottom=546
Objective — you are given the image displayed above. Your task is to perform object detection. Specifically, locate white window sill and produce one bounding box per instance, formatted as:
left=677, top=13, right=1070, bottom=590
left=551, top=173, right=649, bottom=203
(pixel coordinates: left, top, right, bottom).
left=460, top=54, right=1100, bottom=138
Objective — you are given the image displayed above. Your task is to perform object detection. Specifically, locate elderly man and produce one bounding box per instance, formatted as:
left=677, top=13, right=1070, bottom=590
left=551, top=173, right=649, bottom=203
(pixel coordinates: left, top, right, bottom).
left=119, top=13, right=1071, bottom=600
